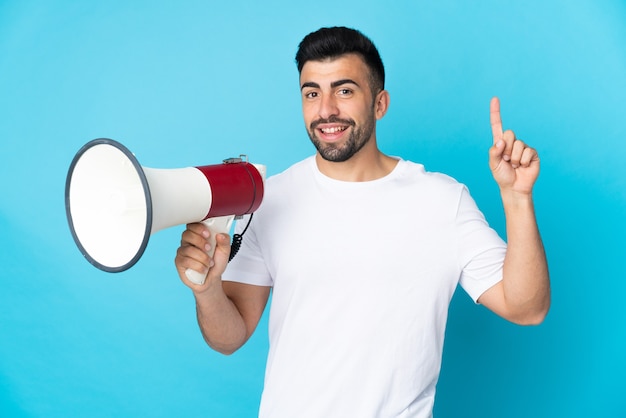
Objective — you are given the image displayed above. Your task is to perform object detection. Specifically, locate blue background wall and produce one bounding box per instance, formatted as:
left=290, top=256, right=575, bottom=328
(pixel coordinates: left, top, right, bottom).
left=1, top=1, right=625, bottom=417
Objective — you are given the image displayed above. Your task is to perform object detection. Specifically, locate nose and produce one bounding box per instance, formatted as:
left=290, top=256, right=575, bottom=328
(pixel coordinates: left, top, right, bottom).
left=318, top=94, right=339, bottom=120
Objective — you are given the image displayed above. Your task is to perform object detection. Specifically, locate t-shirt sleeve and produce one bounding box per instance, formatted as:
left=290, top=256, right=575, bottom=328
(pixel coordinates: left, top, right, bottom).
left=222, top=214, right=274, bottom=287
left=455, top=187, right=507, bottom=303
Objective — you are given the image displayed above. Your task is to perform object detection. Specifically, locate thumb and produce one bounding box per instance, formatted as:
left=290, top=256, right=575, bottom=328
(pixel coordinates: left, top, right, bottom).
left=215, top=233, right=232, bottom=259
left=206, top=233, right=232, bottom=279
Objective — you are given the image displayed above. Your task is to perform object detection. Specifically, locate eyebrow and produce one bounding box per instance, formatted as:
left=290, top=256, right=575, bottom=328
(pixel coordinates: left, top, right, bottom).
left=300, top=79, right=360, bottom=91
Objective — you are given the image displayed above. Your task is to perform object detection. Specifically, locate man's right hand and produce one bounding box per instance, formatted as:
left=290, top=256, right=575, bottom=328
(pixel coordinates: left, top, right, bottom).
left=174, top=223, right=231, bottom=291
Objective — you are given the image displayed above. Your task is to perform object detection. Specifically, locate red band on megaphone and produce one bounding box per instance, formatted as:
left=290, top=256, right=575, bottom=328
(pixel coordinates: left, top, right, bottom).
left=195, top=162, right=264, bottom=219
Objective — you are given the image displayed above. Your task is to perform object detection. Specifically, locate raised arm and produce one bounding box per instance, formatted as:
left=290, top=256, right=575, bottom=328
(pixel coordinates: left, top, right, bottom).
left=477, top=97, right=550, bottom=325
left=175, top=223, right=270, bottom=354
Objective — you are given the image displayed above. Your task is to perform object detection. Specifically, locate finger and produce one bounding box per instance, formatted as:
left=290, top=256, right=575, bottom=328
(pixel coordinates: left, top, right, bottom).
left=490, top=96, right=503, bottom=144
left=508, top=139, right=527, bottom=168
left=501, top=129, right=516, bottom=162
left=519, top=145, right=538, bottom=168
left=175, top=244, right=212, bottom=277
left=185, top=222, right=210, bottom=239
left=178, top=224, right=214, bottom=275
left=181, top=228, right=211, bottom=254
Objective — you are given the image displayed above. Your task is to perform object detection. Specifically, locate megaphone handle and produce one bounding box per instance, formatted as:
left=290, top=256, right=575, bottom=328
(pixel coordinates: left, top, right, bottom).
left=185, top=215, right=235, bottom=285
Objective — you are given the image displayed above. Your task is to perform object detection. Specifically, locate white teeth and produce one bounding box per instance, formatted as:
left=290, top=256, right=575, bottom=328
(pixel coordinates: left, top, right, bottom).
left=321, top=126, right=346, bottom=134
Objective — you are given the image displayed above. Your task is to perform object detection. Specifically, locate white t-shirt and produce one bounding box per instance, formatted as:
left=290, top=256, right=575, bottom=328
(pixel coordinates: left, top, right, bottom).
left=223, top=156, right=506, bottom=418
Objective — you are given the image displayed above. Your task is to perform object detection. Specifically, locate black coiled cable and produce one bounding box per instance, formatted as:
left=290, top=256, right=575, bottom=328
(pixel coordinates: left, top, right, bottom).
left=228, top=213, right=253, bottom=262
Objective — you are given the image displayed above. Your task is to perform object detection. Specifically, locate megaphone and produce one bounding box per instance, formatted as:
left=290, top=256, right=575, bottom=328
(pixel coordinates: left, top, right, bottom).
left=65, top=138, right=266, bottom=285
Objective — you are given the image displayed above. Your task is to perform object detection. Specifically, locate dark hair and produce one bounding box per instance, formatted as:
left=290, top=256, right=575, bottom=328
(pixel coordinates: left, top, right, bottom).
left=295, top=26, right=385, bottom=94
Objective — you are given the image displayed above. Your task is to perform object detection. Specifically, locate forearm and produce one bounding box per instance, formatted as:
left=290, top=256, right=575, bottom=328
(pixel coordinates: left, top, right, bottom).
left=193, top=280, right=248, bottom=355
left=500, top=191, right=550, bottom=323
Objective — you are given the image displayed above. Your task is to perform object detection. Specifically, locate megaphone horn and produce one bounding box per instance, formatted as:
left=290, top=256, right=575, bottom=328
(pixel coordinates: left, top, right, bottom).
left=65, top=138, right=266, bottom=284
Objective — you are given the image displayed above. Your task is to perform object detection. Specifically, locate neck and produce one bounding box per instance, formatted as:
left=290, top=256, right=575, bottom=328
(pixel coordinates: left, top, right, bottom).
left=315, top=143, right=398, bottom=182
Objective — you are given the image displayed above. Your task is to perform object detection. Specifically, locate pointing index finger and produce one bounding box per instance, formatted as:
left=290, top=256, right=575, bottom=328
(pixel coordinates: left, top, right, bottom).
left=490, top=96, right=503, bottom=144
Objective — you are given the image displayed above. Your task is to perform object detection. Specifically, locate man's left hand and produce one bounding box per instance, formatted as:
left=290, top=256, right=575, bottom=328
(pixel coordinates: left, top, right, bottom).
left=489, top=96, right=540, bottom=195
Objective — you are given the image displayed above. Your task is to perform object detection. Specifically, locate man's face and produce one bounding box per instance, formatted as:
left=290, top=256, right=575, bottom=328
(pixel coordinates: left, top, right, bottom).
left=300, top=54, right=379, bottom=162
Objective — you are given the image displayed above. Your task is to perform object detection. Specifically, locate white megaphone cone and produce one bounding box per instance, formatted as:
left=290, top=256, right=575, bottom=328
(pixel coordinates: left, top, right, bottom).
left=65, top=138, right=266, bottom=284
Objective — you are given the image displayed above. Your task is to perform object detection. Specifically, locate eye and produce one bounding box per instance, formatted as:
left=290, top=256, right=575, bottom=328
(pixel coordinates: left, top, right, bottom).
left=304, top=90, right=319, bottom=99
left=337, top=88, right=353, bottom=97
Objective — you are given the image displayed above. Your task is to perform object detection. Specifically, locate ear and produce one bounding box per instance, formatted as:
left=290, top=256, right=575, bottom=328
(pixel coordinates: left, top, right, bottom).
left=374, top=89, right=390, bottom=120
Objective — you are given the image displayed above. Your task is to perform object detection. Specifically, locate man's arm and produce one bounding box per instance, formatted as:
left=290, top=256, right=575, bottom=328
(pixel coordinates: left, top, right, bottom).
left=477, top=97, right=550, bottom=325
left=175, top=224, right=270, bottom=354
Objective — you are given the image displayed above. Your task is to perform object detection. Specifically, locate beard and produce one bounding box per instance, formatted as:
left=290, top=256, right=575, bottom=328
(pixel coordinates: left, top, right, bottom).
left=307, top=112, right=376, bottom=163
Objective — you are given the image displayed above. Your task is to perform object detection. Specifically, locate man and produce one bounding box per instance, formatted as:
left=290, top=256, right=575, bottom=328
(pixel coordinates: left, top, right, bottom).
left=175, top=27, right=550, bottom=418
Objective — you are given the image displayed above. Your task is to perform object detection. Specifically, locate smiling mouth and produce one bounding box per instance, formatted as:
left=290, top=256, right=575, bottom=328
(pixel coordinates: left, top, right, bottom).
left=320, top=126, right=348, bottom=134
